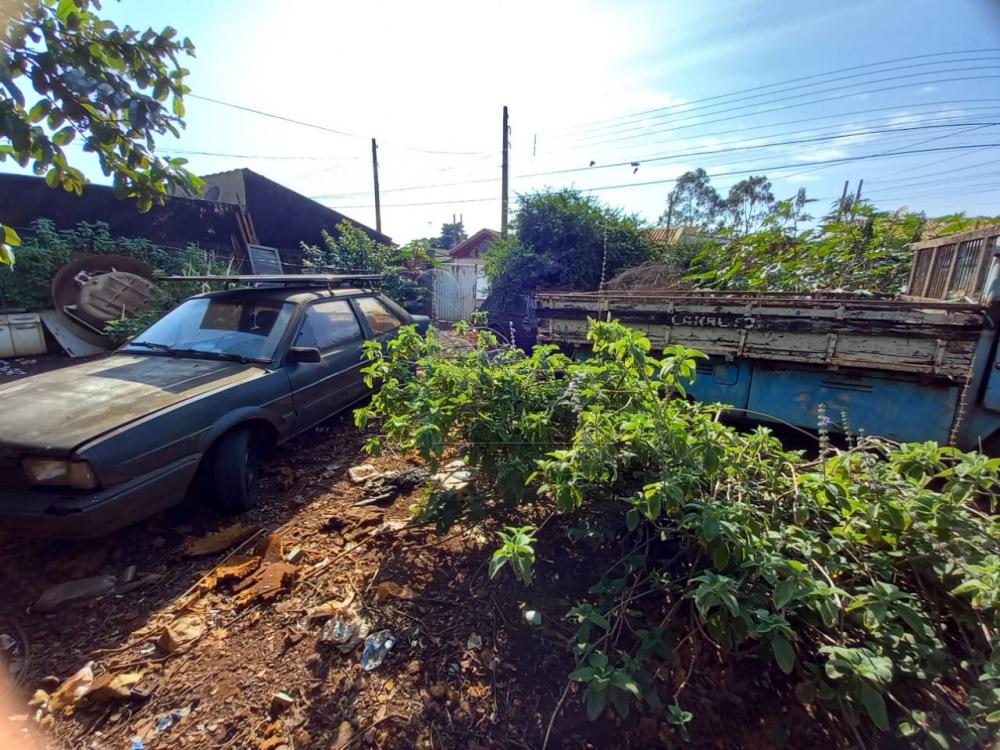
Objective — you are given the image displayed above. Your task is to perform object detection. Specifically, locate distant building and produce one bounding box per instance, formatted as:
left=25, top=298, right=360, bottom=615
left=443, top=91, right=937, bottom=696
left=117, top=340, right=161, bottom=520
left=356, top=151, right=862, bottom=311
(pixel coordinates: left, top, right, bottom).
left=177, top=168, right=391, bottom=270
left=448, top=228, right=499, bottom=301
left=0, top=168, right=388, bottom=273
left=646, top=226, right=705, bottom=245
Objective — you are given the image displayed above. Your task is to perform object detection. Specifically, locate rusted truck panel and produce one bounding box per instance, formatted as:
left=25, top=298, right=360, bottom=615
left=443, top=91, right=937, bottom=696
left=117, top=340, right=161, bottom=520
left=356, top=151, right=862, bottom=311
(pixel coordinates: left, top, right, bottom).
left=523, top=226, right=1000, bottom=448
left=536, top=291, right=986, bottom=379
left=907, top=226, right=1000, bottom=301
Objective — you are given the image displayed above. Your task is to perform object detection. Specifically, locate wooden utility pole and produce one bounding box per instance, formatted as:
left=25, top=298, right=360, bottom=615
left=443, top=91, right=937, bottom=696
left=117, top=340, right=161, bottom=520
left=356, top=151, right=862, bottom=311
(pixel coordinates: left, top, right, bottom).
left=838, top=180, right=849, bottom=219
left=371, top=138, right=382, bottom=234
left=847, top=179, right=864, bottom=221
left=501, top=105, right=509, bottom=239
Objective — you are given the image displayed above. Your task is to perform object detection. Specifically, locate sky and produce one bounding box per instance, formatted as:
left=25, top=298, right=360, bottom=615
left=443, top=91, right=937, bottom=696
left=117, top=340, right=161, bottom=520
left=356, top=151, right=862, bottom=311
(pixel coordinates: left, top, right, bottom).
left=5, top=0, right=1000, bottom=243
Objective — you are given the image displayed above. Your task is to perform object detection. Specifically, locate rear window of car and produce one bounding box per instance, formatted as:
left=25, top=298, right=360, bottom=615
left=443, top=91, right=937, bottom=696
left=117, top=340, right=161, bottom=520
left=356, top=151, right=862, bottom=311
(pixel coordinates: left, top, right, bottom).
left=356, top=297, right=403, bottom=335
left=295, top=300, right=363, bottom=351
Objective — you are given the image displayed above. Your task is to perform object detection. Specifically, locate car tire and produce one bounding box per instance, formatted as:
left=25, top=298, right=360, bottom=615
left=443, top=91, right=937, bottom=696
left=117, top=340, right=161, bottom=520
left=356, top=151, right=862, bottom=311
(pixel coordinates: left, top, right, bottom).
left=212, top=428, right=260, bottom=513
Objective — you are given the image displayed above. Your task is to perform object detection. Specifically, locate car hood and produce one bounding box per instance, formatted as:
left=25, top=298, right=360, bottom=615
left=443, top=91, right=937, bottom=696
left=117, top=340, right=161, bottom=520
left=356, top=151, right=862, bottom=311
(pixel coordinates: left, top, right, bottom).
left=0, top=354, right=266, bottom=454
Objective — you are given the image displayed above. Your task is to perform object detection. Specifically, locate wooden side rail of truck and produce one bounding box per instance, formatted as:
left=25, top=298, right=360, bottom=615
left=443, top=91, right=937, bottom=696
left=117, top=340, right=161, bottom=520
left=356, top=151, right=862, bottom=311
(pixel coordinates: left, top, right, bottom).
left=530, top=225, right=1000, bottom=451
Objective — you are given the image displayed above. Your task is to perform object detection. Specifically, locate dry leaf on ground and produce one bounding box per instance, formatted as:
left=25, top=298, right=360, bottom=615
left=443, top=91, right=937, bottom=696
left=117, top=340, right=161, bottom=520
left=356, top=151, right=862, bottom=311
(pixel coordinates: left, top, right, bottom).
left=183, top=523, right=257, bottom=557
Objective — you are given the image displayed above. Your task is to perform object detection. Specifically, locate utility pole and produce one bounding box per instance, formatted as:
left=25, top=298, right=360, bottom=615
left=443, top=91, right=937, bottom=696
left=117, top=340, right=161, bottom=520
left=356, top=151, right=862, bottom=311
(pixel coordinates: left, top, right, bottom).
left=848, top=179, right=864, bottom=221
left=838, top=180, right=849, bottom=220
left=371, top=138, right=382, bottom=234
left=501, top=105, right=509, bottom=239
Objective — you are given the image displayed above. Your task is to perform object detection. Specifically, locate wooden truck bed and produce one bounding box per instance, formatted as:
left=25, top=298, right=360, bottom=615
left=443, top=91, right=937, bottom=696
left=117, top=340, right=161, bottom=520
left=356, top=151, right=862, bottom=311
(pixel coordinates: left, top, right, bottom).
left=535, top=290, right=990, bottom=379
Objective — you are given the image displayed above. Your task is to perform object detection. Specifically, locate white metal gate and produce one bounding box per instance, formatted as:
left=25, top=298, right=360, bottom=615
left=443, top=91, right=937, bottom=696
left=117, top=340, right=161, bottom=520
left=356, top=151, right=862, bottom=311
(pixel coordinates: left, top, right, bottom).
left=431, top=264, right=477, bottom=322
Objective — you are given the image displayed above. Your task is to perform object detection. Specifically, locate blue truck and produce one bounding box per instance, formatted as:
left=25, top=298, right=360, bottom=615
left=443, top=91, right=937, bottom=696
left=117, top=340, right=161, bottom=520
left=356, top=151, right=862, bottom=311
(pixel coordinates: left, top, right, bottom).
left=530, top=225, right=1000, bottom=451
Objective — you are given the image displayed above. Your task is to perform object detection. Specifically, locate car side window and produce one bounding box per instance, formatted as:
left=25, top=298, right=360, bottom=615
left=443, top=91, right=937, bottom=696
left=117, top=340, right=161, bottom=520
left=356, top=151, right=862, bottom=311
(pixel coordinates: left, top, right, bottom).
left=295, top=300, right=363, bottom=352
left=356, top=297, right=403, bottom=336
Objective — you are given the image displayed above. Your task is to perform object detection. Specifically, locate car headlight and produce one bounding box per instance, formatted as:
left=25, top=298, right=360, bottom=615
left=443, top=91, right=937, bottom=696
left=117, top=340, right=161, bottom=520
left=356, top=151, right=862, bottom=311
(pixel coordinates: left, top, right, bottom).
left=21, top=458, right=98, bottom=489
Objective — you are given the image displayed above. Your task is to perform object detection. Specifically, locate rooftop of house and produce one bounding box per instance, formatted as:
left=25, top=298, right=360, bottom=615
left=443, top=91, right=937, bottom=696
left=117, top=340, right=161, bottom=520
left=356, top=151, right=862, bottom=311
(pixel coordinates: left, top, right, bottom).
left=646, top=226, right=704, bottom=244
left=194, top=168, right=392, bottom=246
left=450, top=228, right=500, bottom=258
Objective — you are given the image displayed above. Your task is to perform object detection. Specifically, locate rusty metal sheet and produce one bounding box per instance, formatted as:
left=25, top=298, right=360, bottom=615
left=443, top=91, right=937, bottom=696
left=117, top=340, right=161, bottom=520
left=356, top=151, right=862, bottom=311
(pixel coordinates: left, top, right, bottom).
left=536, top=291, right=987, bottom=379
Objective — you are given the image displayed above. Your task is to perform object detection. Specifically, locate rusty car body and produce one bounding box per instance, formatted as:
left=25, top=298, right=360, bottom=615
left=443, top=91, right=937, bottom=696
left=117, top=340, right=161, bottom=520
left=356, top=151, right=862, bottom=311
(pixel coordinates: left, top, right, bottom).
left=0, top=275, right=428, bottom=538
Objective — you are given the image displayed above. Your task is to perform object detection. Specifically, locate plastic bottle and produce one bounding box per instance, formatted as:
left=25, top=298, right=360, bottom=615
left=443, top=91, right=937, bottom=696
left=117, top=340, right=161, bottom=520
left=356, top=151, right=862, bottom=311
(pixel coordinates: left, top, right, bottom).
left=360, top=630, right=395, bottom=671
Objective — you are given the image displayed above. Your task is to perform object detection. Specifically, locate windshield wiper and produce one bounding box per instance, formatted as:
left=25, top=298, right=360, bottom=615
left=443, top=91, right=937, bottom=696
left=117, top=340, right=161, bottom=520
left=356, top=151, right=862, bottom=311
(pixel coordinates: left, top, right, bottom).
left=160, top=348, right=269, bottom=365
left=129, top=341, right=173, bottom=351
left=128, top=342, right=267, bottom=364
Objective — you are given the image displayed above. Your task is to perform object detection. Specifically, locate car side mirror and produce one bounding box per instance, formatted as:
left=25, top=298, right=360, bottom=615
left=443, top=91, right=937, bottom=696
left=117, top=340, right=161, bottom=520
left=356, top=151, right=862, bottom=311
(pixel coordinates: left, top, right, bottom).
left=289, top=346, right=322, bottom=364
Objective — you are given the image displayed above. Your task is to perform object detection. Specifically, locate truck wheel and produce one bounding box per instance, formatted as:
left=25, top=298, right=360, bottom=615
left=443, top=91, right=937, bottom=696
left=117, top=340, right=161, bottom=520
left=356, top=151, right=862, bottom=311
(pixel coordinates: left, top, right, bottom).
left=212, top=429, right=260, bottom=512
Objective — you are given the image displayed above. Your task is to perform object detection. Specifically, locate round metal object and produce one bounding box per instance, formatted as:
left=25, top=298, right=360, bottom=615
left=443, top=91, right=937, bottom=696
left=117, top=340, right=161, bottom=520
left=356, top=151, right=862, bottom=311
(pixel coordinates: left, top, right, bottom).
left=51, top=254, right=156, bottom=335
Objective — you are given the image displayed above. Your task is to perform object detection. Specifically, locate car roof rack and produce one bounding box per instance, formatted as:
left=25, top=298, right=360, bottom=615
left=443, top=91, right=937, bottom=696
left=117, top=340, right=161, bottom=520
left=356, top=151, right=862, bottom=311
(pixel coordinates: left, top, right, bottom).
left=159, top=274, right=383, bottom=289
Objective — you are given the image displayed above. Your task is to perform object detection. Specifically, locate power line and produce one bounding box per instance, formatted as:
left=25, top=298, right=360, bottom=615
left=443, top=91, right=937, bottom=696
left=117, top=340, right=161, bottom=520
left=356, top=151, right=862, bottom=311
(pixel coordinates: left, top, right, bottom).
left=323, top=143, right=999, bottom=209
left=294, top=100, right=1000, bottom=184
left=865, top=157, right=1000, bottom=186
left=560, top=99, right=1000, bottom=164
left=537, top=49, right=1000, bottom=137
left=163, top=147, right=362, bottom=161
left=541, top=57, right=1000, bottom=147
left=188, top=94, right=490, bottom=156
left=783, top=122, right=997, bottom=182
left=863, top=172, right=1000, bottom=194
left=312, top=120, right=999, bottom=199
left=540, top=73, right=1000, bottom=155
left=863, top=181, right=1000, bottom=203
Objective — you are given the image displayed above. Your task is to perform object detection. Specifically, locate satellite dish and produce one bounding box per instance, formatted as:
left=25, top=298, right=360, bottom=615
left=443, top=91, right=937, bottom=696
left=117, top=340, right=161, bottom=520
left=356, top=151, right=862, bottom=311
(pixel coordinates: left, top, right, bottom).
left=203, top=184, right=222, bottom=202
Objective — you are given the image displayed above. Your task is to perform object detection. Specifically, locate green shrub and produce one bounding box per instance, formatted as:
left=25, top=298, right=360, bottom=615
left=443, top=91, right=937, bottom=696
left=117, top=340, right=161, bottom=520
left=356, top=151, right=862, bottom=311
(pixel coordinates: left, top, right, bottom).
left=0, top=219, right=225, bottom=310
left=484, top=190, right=656, bottom=306
left=300, top=221, right=431, bottom=312
left=356, top=321, right=1000, bottom=745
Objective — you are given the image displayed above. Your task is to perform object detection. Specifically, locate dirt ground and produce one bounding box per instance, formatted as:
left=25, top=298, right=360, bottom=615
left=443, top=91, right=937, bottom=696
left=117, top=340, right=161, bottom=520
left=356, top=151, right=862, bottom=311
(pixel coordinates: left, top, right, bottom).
left=0, top=359, right=848, bottom=750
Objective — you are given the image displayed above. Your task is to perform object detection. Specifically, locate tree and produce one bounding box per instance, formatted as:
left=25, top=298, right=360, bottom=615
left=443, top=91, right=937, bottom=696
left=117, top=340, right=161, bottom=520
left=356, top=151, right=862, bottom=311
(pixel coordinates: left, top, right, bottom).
left=688, top=195, right=942, bottom=292
left=724, top=175, right=775, bottom=236
left=485, top=189, right=655, bottom=304
left=659, top=168, right=721, bottom=232
left=300, top=221, right=432, bottom=311
left=0, top=0, right=201, bottom=263
left=302, top=221, right=393, bottom=274
left=437, top=220, right=467, bottom=250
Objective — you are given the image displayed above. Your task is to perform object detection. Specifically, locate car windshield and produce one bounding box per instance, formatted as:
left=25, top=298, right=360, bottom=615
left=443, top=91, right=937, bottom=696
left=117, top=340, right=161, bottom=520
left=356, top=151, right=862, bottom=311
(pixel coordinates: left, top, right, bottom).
left=124, top=297, right=294, bottom=362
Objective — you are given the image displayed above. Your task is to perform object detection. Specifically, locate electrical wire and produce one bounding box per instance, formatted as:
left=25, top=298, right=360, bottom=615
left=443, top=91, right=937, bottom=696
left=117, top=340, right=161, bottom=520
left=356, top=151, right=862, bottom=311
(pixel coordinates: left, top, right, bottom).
left=298, top=101, right=1000, bottom=187
left=321, top=116, right=1000, bottom=197
left=542, top=59, right=1000, bottom=147
left=312, top=120, right=1000, bottom=199
left=188, top=94, right=491, bottom=156
left=541, top=74, right=1000, bottom=155
left=565, top=99, right=1000, bottom=164
left=324, top=143, right=999, bottom=209
left=538, top=49, right=1000, bottom=137
left=865, top=157, right=1000, bottom=186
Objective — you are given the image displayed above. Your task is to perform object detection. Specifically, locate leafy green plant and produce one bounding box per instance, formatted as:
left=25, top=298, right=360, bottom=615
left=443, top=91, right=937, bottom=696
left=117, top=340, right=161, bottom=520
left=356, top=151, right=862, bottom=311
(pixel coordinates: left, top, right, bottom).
left=356, top=319, right=1000, bottom=745
left=569, top=650, right=642, bottom=720
left=0, top=0, right=201, bottom=262
left=489, top=526, right=536, bottom=585
left=483, top=189, right=656, bottom=306
left=301, top=221, right=430, bottom=312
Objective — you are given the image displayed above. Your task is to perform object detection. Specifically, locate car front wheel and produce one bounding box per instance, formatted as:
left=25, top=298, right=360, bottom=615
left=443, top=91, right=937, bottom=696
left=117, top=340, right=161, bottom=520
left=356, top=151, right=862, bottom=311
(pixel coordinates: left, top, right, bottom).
left=212, top=428, right=260, bottom=512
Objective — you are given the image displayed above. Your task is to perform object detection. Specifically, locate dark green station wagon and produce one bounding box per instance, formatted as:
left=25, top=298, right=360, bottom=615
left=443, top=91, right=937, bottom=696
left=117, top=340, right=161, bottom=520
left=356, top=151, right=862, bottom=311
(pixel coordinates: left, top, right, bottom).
left=0, top=275, right=428, bottom=538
